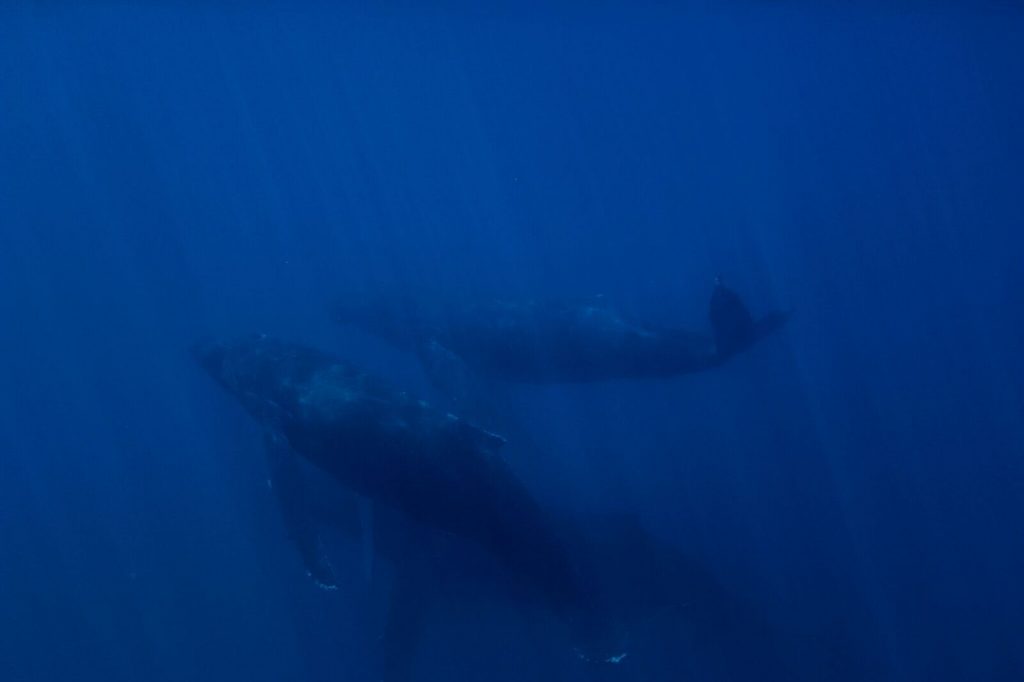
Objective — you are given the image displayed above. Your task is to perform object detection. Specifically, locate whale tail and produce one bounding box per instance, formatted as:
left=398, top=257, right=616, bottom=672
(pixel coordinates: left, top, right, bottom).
left=709, top=279, right=790, bottom=361
left=568, top=511, right=792, bottom=680
left=565, top=608, right=630, bottom=679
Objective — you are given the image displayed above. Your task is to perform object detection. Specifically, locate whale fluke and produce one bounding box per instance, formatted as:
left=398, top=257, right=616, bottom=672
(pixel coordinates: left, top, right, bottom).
left=710, top=279, right=790, bottom=361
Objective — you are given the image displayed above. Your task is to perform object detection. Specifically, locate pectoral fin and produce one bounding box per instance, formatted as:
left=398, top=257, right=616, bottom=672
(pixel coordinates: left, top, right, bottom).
left=264, top=431, right=338, bottom=590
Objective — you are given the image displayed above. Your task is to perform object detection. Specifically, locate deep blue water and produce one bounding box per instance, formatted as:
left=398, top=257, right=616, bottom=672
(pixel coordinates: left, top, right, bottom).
left=2, top=3, right=1022, bottom=681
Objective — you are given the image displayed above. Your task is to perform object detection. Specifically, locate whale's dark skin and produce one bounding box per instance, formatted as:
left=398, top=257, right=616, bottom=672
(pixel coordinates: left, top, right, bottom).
left=333, top=281, right=789, bottom=386
left=193, top=336, right=597, bottom=627
left=262, top=430, right=788, bottom=680
left=196, top=336, right=793, bottom=680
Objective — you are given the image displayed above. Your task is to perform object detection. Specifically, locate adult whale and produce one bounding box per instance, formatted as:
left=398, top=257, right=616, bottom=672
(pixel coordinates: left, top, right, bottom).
left=332, top=280, right=789, bottom=388
left=259, top=425, right=784, bottom=681
left=192, top=336, right=618, bottom=666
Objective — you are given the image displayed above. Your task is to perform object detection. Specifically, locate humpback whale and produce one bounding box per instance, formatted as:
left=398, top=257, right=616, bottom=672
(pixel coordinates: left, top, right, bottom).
left=192, top=336, right=615, bottom=660
left=332, top=280, right=789, bottom=388
left=194, top=335, right=788, bottom=679
left=262, top=425, right=785, bottom=680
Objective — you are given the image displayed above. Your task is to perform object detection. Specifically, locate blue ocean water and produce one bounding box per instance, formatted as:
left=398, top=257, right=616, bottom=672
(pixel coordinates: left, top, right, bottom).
left=1, top=3, right=1022, bottom=681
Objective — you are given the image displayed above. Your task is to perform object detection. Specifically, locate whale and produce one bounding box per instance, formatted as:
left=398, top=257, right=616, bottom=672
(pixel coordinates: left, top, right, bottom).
left=192, top=335, right=618, bottom=669
left=261, top=426, right=783, bottom=681
left=194, top=335, right=788, bottom=679
left=332, top=280, right=789, bottom=392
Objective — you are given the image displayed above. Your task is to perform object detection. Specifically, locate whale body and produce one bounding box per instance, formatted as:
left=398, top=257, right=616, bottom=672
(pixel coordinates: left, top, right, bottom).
left=193, top=336, right=592, bottom=622
left=333, top=282, right=789, bottom=389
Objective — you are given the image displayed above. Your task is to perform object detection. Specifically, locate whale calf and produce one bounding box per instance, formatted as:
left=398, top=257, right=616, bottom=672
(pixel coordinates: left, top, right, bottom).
left=332, top=280, right=789, bottom=388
